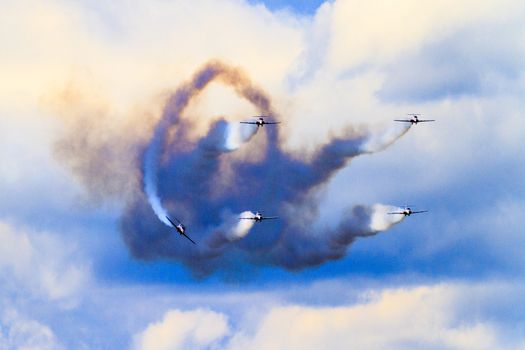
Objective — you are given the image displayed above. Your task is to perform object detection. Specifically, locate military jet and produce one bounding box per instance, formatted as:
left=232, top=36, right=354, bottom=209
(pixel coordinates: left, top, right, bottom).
left=387, top=206, right=428, bottom=216
left=394, top=113, right=435, bottom=125
left=240, top=116, right=280, bottom=127
left=239, top=211, right=279, bottom=222
left=166, top=216, right=196, bottom=244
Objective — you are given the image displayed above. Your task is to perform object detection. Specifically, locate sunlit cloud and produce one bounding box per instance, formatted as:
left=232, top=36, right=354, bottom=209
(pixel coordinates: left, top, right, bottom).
left=132, top=281, right=525, bottom=350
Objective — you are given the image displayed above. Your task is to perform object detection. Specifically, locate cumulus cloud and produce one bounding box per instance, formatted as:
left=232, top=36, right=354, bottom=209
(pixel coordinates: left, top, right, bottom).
left=131, top=282, right=525, bottom=350
left=227, top=285, right=501, bottom=350
left=133, top=309, right=229, bottom=350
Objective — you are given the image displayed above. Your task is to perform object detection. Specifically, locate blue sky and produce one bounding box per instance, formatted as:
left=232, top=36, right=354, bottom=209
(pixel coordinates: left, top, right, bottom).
left=248, top=0, right=327, bottom=14
left=1, top=0, right=525, bottom=348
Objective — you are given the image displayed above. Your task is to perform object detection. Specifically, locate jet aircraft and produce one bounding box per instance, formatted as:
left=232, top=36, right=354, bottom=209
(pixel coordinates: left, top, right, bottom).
left=394, top=113, right=435, bottom=125
left=240, top=116, right=280, bottom=127
left=387, top=206, right=428, bottom=216
left=166, top=216, right=196, bottom=244
left=239, top=211, right=279, bottom=222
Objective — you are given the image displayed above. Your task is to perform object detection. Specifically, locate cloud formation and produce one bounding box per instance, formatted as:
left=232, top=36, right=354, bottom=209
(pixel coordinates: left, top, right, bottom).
left=0, top=308, right=63, bottom=350
left=0, top=220, right=89, bottom=350
left=0, top=221, right=89, bottom=300
left=133, top=282, right=525, bottom=350
left=133, top=309, right=229, bottom=350
left=2, top=0, right=525, bottom=348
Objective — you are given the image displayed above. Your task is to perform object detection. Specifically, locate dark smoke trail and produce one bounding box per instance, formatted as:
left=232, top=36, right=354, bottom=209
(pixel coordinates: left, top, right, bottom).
left=142, top=62, right=264, bottom=227
left=122, top=61, right=410, bottom=275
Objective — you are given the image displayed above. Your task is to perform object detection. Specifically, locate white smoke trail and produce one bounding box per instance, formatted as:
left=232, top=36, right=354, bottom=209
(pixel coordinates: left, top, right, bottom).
left=360, top=123, right=411, bottom=153
left=369, top=204, right=405, bottom=232
left=213, top=211, right=256, bottom=239
left=143, top=120, right=172, bottom=227
left=222, top=123, right=258, bottom=152
left=226, top=211, right=256, bottom=240
left=204, top=211, right=256, bottom=250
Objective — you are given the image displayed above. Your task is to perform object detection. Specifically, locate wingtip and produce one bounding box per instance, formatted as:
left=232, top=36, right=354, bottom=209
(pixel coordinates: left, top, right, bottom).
left=182, top=233, right=196, bottom=245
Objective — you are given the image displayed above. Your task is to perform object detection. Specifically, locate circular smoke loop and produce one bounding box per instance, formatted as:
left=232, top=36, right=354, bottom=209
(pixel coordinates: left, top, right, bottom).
left=121, top=60, right=410, bottom=276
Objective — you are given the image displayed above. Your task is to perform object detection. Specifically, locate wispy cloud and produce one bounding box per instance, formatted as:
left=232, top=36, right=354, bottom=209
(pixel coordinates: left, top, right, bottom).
left=0, top=221, right=90, bottom=301
left=0, top=308, right=64, bottom=350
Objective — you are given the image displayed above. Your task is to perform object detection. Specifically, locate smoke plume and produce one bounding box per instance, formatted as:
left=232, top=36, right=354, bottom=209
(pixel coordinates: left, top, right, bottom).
left=119, top=61, right=410, bottom=275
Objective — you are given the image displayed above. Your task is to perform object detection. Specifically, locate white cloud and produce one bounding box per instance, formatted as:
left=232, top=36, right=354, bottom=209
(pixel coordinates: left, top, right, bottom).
left=133, top=308, right=229, bottom=350
left=460, top=198, right=525, bottom=268
left=0, top=221, right=90, bottom=301
left=0, top=0, right=303, bottom=113
left=0, top=307, right=64, bottom=350
left=226, top=284, right=506, bottom=350
left=131, top=281, right=525, bottom=350
left=328, top=0, right=522, bottom=70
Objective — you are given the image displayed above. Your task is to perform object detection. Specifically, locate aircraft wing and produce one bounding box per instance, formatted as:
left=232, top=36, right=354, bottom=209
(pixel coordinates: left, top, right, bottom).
left=261, top=216, right=279, bottom=220
left=387, top=212, right=404, bottom=215
left=166, top=216, right=177, bottom=227
left=240, top=121, right=258, bottom=125
left=417, top=120, right=435, bottom=122
left=239, top=217, right=256, bottom=220
left=411, top=210, right=428, bottom=214
left=264, top=122, right=280, bottom=125
left=181, top=232, right=196, bottom=245
left=393, top=119, right=412, bottom=122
